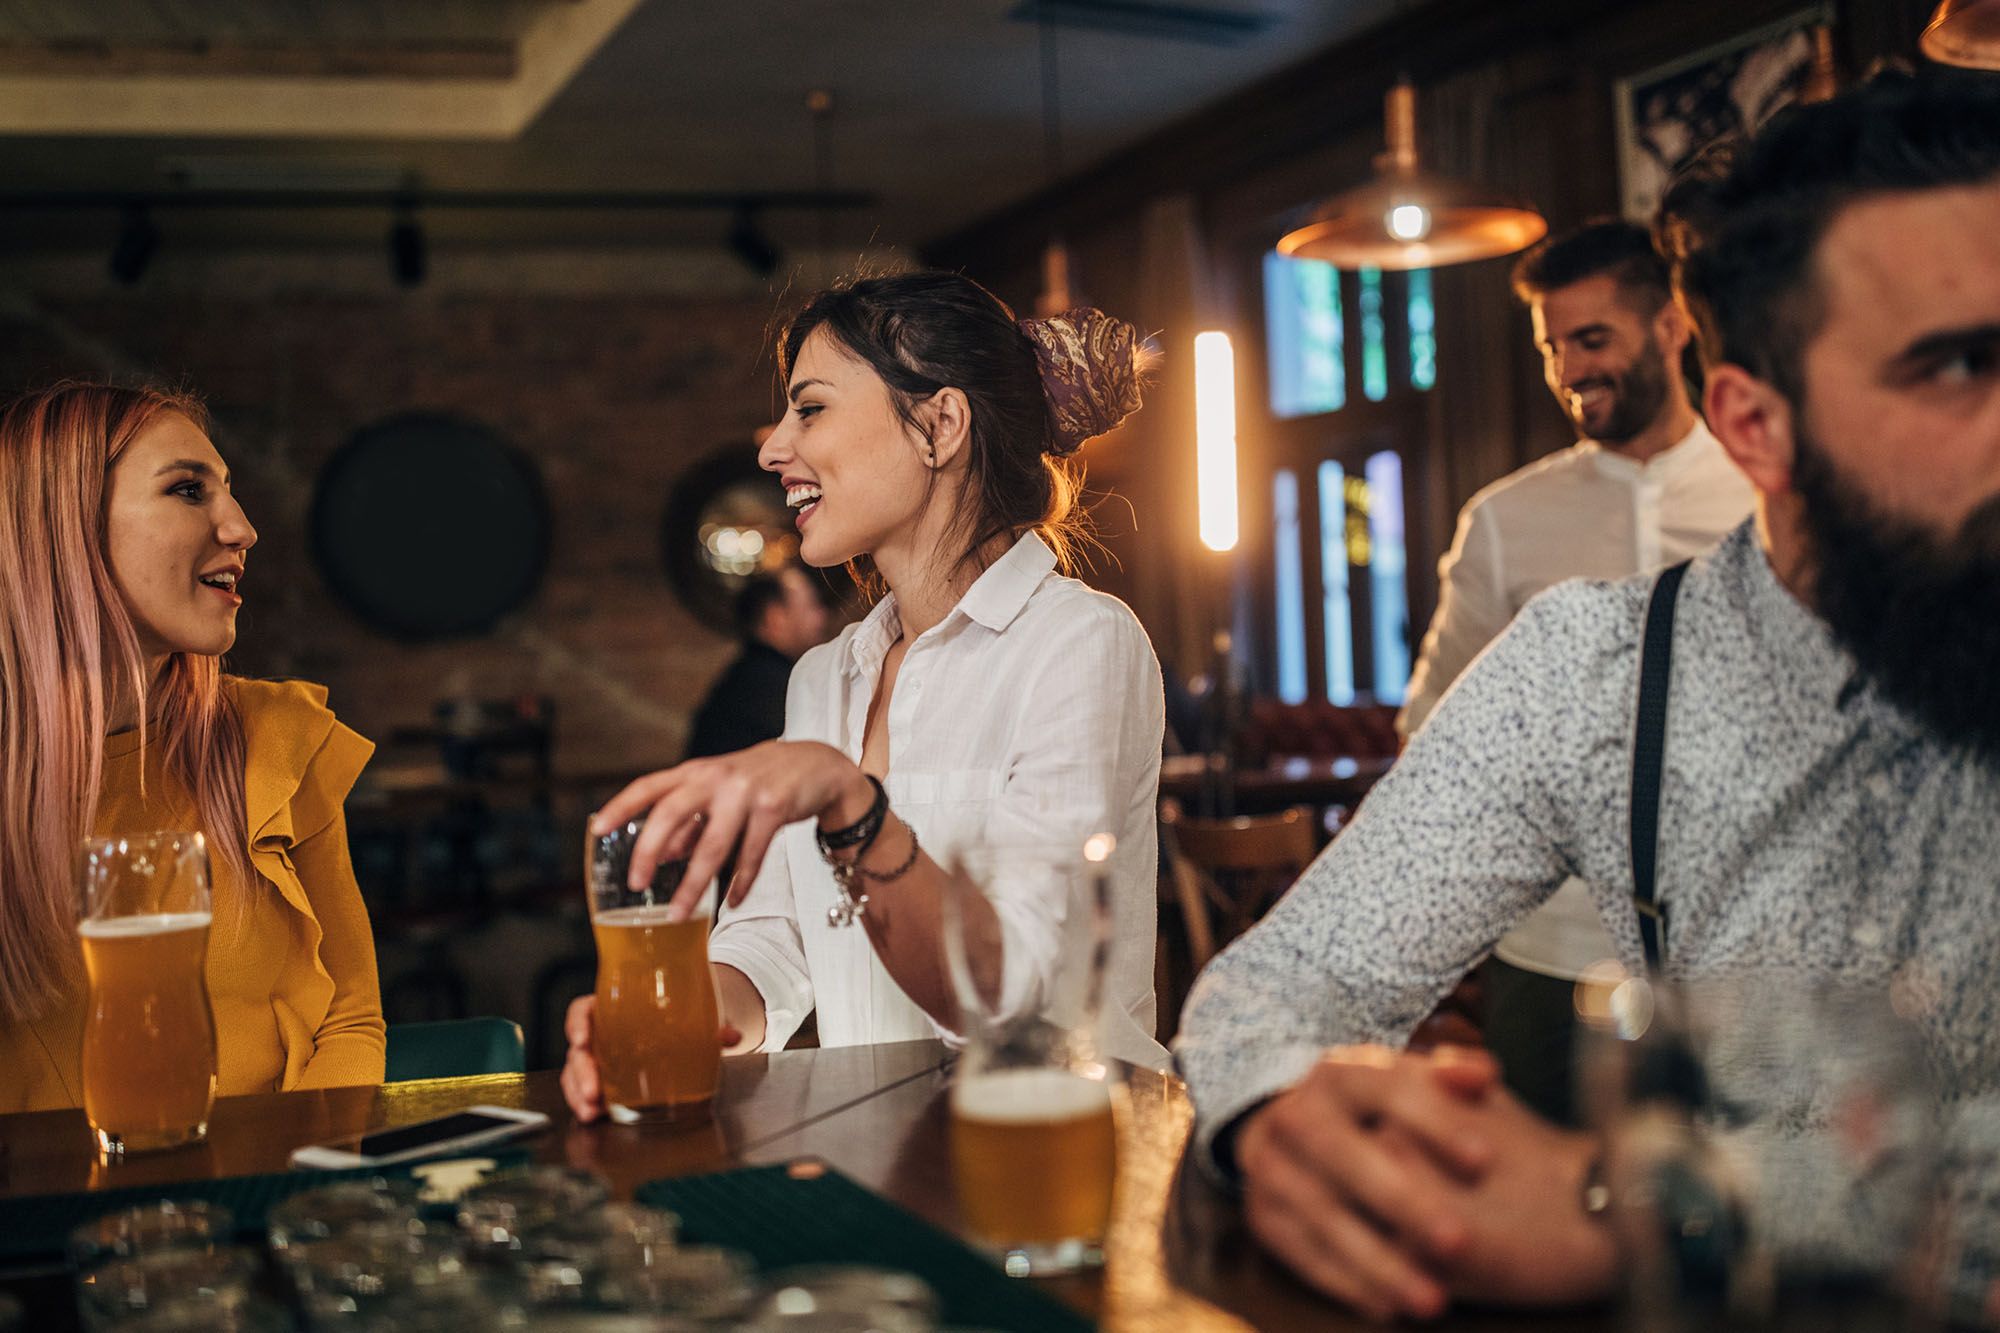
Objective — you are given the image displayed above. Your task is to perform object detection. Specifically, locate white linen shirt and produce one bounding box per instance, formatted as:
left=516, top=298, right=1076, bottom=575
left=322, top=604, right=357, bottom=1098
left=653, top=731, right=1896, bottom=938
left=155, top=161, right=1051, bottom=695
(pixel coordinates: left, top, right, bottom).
left=1398, top=421, right=1753, bottom=978
left=705, top=533, right=1170, bottom=1071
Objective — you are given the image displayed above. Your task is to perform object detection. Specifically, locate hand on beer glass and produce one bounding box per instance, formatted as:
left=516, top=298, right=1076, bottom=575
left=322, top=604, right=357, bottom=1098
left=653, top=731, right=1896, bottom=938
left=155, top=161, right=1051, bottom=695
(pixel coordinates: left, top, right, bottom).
left=77, top=831, right=218, bottom=1158
left=561, top=995, right=740, bottom=1124
left=588, top=741, right=873, bottom=921
left=574, top=817, right=743, bottom=1125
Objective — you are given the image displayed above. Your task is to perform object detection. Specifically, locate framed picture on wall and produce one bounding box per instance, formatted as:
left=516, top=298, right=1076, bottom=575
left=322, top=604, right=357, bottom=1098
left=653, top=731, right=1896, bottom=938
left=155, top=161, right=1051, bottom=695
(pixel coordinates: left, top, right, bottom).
left=1615, top=8, right=1833, bottom=224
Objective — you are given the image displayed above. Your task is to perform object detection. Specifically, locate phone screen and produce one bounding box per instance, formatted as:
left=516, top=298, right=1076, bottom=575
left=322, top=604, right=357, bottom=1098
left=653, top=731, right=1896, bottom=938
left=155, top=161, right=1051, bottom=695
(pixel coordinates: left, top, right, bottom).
left=351, top=1111, right=520, bottom=1158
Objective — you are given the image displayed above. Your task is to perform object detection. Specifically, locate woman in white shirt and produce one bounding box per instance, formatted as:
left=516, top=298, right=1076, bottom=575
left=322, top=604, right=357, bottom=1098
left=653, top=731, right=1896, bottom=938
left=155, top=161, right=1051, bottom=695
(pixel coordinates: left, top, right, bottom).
left=562, top=271, right=1166, bottom=1120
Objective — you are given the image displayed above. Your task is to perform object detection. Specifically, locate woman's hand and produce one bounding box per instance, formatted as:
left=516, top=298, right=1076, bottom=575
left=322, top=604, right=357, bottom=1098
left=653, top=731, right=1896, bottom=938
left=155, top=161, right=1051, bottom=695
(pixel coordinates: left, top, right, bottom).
left=591, top=741, right=875, bottom=920
left=559, top=995, right=742, bottom=1124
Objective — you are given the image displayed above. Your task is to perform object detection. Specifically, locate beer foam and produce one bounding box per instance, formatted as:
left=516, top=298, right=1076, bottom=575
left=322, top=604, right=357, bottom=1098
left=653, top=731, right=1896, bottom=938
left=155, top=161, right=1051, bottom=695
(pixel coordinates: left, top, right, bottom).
left=593, top=906, right=709, bottom=928
left=953, top=1068, right=1112, bottom=1124
left=78, top=912, right=211, bottom=938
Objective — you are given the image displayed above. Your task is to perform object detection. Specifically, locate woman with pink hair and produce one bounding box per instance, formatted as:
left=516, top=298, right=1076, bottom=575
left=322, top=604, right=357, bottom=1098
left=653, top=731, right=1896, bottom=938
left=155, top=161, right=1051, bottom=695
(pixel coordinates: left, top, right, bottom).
left=0, top=382, right=383, bottom=1110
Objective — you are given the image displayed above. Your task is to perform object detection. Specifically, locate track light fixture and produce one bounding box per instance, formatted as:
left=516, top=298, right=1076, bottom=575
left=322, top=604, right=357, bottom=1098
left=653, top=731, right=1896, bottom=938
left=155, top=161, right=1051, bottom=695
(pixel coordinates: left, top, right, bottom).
left=108, top=205, right=159, bottom=286
left=727, top=207, right=781, bottom=277
left=388, top=203, right=426, bottom=287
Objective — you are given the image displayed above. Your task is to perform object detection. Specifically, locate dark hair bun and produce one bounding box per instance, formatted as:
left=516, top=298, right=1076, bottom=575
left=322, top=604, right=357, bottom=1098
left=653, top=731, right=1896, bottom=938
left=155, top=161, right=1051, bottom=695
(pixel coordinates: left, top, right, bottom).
left=1018, top=308, right=1145, bottom=456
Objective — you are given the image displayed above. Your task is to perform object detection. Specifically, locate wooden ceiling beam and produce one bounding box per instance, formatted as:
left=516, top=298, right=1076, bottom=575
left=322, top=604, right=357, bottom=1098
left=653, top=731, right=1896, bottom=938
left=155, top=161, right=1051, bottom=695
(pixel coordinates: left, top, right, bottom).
left=0, top=40, right=518, bottom=80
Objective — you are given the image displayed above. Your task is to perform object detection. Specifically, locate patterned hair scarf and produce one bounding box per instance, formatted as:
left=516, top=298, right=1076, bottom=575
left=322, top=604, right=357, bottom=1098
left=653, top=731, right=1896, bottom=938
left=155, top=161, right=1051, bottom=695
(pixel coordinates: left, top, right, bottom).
left=1018, top=308, right=1146, bottom=456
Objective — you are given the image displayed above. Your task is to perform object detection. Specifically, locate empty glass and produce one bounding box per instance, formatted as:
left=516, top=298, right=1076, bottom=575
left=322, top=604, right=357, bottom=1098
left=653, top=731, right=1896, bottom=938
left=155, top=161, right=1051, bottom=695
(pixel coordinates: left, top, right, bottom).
left=941, top=839, right=1121, bottom=1276
left=285, top=1217, right=474, bottom=1325
left=505, top=1201, right=682, bottom=1309
left=456, top=1165, right=611, bottom=1257
left=267, top=1179, right=420, bottom=1271
left=69, top=1201, right=234, bottom=1269
left=1577, top=970, right=1942, bottom=1331
left=744, top=1265, right=938, bottom=1332
left=73, top=1245, right=258, bottom=1330
left=594, top=1243, right=758, bottom=1320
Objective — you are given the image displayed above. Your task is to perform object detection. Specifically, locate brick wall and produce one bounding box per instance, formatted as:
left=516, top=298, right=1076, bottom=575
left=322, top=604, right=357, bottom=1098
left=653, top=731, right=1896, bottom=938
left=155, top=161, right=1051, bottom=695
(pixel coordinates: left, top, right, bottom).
left=0, top=253, right=838, bottom=779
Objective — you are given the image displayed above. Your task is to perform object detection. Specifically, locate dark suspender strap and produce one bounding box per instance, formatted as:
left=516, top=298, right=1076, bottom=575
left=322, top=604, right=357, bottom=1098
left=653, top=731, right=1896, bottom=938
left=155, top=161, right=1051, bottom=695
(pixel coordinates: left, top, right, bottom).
left=1631, top=560, right=1691, bottom=970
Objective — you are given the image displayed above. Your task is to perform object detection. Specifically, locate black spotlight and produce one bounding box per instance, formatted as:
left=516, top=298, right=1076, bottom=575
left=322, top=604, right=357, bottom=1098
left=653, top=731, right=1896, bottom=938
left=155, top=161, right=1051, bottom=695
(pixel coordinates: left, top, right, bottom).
left=388, top=207, right=427, bottom=288
left=108, top=205, right=159, bottom=286
left=727, top=207, right=781, bottom=277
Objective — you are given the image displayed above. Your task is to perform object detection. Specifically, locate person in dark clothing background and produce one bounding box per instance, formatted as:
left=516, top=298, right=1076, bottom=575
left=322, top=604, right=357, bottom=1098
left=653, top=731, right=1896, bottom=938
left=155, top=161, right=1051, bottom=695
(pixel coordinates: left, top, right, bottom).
left=684, top=564, right=831, bottom=759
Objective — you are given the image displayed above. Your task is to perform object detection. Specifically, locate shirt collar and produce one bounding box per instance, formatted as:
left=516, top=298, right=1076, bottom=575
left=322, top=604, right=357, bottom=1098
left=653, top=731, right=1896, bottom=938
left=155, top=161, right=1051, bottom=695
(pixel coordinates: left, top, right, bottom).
left=841, top=532, right=1058, bottom=678
left=1724, top=520, right=1924, bottom=745
left=952, top=531, right=1058, bottom=632
left=1588, top=419, right=1722, bottom=482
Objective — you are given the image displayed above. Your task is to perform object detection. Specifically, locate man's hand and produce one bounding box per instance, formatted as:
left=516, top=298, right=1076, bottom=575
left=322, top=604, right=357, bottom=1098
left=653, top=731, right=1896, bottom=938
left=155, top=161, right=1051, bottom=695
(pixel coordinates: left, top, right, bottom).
left=1403, top=1078, right=1618, bottom=1307
left=1236, top=1045, right=1500, bottom=1321
left=1236, top=1044, right=1618, bottom=1321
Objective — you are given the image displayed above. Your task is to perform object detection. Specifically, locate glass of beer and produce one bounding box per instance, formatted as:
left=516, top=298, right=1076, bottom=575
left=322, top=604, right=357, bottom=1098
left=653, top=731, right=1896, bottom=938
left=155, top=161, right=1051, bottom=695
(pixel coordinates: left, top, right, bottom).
left=586, top=818, right=722, bottom=1123
left=941, top=839, right=1120, bottom=1276
left=77, top=831, right=217, bottom=1157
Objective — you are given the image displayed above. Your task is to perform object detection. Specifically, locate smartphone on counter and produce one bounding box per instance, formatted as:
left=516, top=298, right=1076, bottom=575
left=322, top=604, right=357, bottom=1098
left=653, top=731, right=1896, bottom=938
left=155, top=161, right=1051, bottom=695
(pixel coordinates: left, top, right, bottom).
left=288, top=1105, right=550, bottom=1170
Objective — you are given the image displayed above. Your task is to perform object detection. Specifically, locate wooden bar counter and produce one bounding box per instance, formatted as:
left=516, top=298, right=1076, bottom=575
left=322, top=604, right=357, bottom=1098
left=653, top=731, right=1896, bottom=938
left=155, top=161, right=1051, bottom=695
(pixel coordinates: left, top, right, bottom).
left=0, top=1040, right=1611, bottom=1330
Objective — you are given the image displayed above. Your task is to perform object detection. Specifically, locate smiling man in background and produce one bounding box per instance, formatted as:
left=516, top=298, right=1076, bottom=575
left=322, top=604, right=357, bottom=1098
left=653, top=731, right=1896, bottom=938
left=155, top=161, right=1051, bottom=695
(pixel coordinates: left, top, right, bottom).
left=1399, top=220, right=1754, bottom=1120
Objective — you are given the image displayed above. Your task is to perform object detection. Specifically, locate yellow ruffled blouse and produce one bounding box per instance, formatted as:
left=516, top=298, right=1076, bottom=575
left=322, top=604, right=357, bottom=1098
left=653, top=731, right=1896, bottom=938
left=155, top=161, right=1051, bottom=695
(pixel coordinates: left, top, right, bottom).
left=0, top=678, right=384, bottom=1112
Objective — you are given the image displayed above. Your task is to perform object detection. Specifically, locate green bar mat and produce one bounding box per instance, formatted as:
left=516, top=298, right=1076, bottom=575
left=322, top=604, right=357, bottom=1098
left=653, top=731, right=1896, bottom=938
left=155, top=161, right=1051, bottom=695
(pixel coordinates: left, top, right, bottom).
left=638, top=1165, right=1096, bottom=1333
left=0, top=1149, right=529, bottom=1267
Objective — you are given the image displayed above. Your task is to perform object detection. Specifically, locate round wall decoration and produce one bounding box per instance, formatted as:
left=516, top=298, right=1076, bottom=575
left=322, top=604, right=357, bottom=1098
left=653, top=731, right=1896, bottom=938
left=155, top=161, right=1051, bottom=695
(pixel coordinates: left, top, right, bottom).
left=661, top=443, right=801, bottom=635
left=311, top=412, right=550, bottom=641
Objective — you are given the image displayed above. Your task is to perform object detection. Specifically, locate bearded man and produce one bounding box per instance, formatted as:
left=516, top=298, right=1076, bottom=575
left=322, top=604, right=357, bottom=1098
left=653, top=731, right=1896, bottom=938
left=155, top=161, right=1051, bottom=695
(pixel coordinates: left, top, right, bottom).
left=1177, top=70, right=2000, bottom=1323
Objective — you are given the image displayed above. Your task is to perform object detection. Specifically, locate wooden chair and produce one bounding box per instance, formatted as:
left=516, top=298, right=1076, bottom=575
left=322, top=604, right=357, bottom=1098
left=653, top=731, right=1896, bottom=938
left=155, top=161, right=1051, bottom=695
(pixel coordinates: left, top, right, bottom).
left=1156, top=801, right=1321, bottom=1041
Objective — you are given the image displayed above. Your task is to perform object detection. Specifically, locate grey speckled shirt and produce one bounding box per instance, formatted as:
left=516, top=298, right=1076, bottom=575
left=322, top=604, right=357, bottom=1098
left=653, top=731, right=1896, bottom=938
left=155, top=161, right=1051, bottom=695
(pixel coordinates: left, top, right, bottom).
left=1177, top=521, right=2000, bottom=1181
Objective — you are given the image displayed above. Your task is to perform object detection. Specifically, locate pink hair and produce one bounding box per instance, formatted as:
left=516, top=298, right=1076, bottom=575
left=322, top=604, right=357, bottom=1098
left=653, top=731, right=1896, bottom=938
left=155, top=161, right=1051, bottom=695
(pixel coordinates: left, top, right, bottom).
left=0, top=382, right=255, bottom=1023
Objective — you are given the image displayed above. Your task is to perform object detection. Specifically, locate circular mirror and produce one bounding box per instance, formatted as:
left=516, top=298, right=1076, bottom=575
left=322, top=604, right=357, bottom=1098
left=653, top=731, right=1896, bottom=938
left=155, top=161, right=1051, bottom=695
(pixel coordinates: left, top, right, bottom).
left=661, top=444, right=800, bottom=634
left=310, top=413, right=549, bottom=641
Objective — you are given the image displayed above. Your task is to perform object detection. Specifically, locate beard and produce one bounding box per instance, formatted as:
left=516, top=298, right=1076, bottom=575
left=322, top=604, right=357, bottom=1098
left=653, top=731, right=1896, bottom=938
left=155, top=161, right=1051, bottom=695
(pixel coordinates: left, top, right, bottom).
left=1570, top=335, right=1675, bottom=445
left=1792, top=428, right=2000, bottom=765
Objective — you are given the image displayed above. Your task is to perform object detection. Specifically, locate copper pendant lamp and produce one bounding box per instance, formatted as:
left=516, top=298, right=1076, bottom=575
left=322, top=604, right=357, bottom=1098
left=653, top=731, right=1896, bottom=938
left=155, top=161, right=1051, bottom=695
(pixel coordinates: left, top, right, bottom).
left=1276, top=79, right=1547, bottom=271
left=1922, top=0, right=2000, bottom=70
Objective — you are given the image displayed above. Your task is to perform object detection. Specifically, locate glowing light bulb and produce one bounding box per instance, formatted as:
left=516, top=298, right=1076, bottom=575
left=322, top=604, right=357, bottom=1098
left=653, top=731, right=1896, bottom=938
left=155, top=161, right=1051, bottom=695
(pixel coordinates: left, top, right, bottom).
left=1387, top=202, right=1431, bottom=242
left=1194, top=331, right=1239, bottom=553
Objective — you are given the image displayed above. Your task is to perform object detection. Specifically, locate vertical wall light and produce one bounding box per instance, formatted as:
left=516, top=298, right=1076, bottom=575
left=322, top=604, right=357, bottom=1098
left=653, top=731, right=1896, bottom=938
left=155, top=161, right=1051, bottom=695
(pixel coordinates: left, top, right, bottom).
left=1194, top=330, right=1239, bottom=553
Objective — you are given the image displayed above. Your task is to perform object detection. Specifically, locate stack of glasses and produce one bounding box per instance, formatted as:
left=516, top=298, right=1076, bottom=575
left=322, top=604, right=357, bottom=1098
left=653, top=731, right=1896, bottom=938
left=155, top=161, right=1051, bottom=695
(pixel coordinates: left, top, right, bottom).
left=66, top=1166, right=944, bottom=1331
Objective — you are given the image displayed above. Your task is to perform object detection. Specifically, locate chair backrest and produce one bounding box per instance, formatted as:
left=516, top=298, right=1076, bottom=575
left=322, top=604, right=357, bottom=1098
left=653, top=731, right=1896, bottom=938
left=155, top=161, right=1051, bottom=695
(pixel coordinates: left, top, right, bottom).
left=1161, top=803, right=1319, bottom=876
left=1157, top=802, right=1322, bottom=995
left=384, top=1017, right=527, bottom=1082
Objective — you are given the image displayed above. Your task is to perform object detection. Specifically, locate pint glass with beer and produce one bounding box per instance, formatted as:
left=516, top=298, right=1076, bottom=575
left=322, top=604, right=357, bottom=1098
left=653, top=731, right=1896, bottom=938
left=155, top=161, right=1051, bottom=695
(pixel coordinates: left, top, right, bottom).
left=586, top=819, right=721, bottom=1123
left=77, top=831, right=217, bottom=1157
left=942, top=839, right=1120, bottom=1276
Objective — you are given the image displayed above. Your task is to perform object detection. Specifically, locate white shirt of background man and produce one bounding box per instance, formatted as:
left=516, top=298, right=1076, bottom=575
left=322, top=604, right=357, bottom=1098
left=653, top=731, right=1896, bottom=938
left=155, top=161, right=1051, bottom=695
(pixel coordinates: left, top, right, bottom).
left=1398, top=420, right=1753, bottom=980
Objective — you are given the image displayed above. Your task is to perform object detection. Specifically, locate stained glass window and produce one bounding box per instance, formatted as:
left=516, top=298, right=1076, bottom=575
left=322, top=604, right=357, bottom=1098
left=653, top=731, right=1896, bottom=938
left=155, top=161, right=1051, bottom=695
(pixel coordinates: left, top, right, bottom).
left=1359, top=267, right=1388, bottom=403
left=1317, top=460, right=1355, bottom=705
left=1273, top=469, right=1307, bottom=705
left=1365, top=451, right=1411, bottom=704
left=1407, top=268, right=1436, bottom=391
left=1264, top=252, right=1345, bottom=417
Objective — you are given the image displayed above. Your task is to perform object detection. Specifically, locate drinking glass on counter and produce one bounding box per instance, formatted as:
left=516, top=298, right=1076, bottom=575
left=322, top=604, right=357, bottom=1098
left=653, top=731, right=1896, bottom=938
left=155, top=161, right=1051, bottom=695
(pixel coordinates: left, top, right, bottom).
left=77, top=832, right=217, bottom=1157
left=941, top=839, right=1121, bottom=1277
left=73, top=1244, right=258, bottom=1330
left=1577, top=969, right=1942, bottom=1332
left=587, top=818, right=722, bottom=1124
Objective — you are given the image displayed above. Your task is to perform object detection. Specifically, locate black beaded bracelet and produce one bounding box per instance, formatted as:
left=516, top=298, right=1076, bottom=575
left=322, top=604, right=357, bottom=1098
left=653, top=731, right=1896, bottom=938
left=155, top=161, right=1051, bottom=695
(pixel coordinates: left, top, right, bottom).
left=816, top=774, right=888, bottom=854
